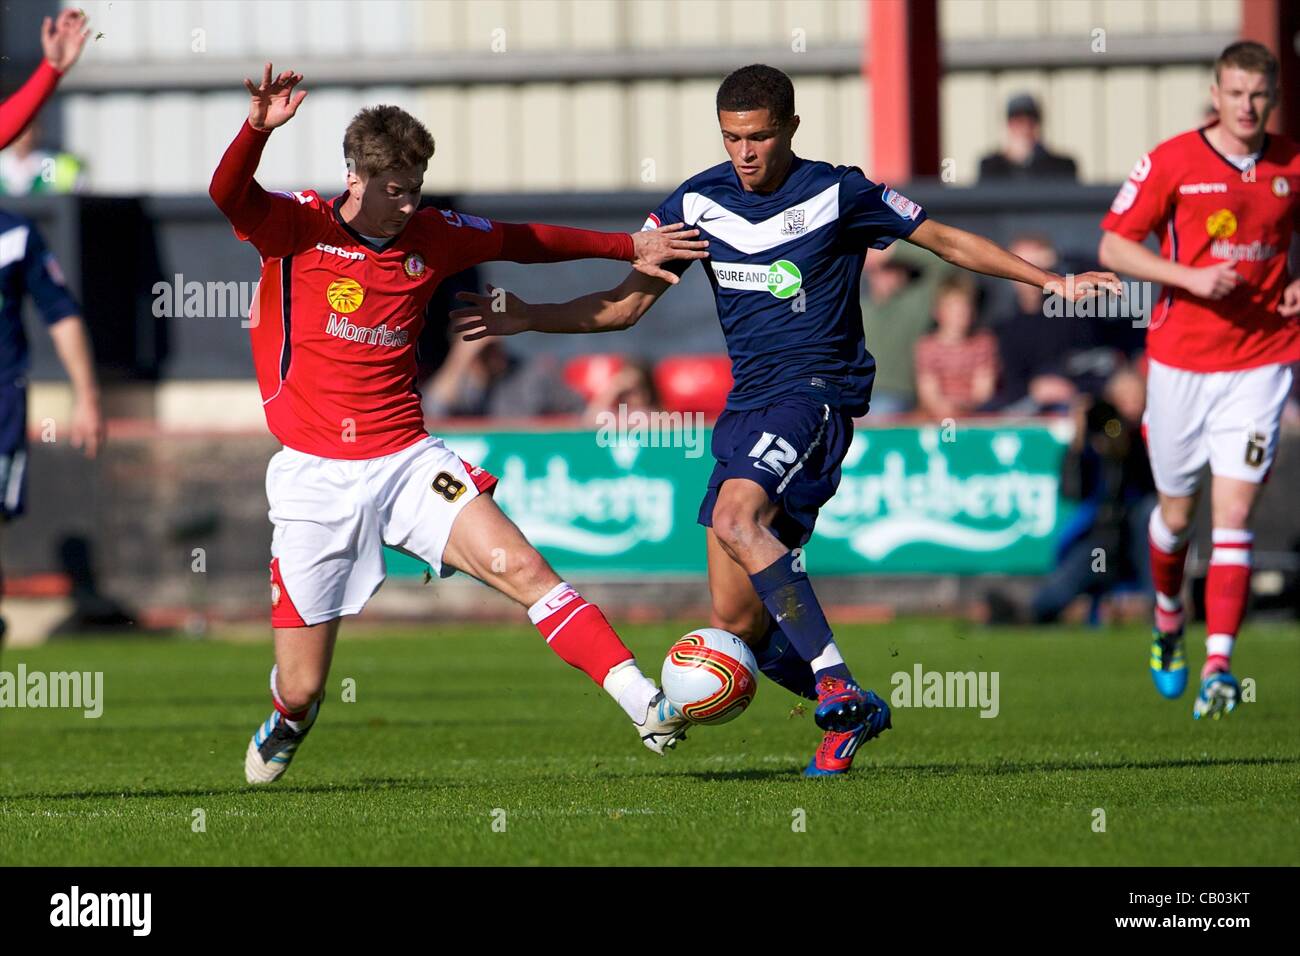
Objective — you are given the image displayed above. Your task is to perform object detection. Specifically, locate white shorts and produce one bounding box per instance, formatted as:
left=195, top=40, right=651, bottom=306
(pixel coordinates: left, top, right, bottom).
left=1143, top=358, right=1293, bottom=497
left=266, top=436, right=497, bottom=627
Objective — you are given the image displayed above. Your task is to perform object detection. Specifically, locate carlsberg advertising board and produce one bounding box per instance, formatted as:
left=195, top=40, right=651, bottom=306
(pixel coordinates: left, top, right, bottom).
left=387, top=422, right=1071, bottom=577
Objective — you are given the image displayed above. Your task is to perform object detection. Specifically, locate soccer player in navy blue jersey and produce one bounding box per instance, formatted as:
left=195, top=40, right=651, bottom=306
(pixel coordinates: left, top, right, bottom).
left=452, top=64, right=1120, bottom=775
left=0, top=210, right=103, bottom=655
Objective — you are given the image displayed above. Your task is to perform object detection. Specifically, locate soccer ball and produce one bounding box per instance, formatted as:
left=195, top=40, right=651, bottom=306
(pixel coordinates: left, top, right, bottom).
left=661, top=628, right=758, bottom=725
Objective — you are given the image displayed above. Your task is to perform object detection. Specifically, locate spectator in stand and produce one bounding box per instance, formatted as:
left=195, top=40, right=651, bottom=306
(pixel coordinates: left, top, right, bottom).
left=988, top=235, right=1112, bottom=413
left=422, top=335, right=583, bottom=419
left=914, top=274, right=999, bottom=420
left=978, top=93, right=1078, bottom=182
left=861, top=242, right=953, bottom=414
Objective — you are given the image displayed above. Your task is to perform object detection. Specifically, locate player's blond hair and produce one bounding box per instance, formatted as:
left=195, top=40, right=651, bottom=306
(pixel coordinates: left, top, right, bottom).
left=1213, top=41, right=1278, bottom=90
left=343, top=105, right=436, bottom=178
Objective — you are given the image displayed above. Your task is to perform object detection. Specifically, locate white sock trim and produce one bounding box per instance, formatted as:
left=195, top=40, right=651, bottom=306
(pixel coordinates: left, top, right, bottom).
left=1149, top=508, right=1190, bottom=553
left=1155, top=592, right=1183, bottom=612
left=1210, top=549, right=1252, bottom=567
left=1211, top=528, right=1254, bottom=545
left=1206, top=634, right=1236, bottom=658
left=527, top=581, right=580, bottom=625
left=811, top=642, right=844, bottom=673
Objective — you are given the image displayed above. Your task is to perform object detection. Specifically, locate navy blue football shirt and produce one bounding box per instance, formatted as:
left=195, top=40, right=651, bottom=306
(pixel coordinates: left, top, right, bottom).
left=644, top=156, right=926, bottom=416
left=0, top=210, right=80, bottom=384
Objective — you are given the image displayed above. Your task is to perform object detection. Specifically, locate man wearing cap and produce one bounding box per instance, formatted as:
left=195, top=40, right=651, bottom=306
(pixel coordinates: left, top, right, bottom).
left=978, top=93, right=1079, bottom=181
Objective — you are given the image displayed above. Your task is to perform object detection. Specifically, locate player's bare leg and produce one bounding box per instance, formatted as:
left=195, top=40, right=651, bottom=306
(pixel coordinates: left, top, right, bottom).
left=710, top=478, right=889, bottom=775
left=442, top=493, right=687, bottom=753
left=1193, top=476, right=1262, bottom=719
left=245, top=618, right=338, bottom=783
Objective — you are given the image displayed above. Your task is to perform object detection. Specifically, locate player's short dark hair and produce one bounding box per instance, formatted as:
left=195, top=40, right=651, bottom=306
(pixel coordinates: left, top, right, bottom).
left=343, top=105, right=436, bottom=178
left=716, top=65, right=796, bottom=126
left=1214, top=41, right=1278, bottom=89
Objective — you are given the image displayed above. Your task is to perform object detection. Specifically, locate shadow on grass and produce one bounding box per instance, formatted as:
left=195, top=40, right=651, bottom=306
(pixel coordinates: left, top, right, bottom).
left=0, top=776, right=472, bottom=803
left=679, top=753, right=1300, bottom=782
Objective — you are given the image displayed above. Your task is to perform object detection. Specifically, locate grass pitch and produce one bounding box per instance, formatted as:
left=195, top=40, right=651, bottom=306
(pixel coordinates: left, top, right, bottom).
left=1, top=618, right=1297, bottom=866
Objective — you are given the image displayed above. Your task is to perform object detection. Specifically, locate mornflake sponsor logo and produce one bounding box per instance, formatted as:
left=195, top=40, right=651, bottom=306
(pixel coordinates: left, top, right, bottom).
left=315, top=242, right=366, bottom=261
left=711, top=259, right=803, bottom=299
left=1210, top=239, right=1279, bottom=262
left=0, top=665, right=102, bottom=718
left=324, top=312, right=409, bottom=347
left=50, top=886, right=151, bottom=936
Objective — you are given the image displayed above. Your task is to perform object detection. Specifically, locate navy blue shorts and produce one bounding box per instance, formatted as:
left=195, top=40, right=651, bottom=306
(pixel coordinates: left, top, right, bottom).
left=0, top=379, right=28, bottom=521
left=698, top=396, right=854, bottom=548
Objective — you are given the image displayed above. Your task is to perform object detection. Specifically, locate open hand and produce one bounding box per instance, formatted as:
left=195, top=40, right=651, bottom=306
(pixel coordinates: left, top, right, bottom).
left=42, top=9, right=90, bottom=72
left=244, top=63, right=307, bottom=131
left=450, top=285, right=531, bottom=341
left=630, top=223, right=709, bottom=284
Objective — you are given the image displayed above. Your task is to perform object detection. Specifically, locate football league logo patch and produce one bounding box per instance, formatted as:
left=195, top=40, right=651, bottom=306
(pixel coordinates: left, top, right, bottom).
left=882, top=187, right=921, bottom=221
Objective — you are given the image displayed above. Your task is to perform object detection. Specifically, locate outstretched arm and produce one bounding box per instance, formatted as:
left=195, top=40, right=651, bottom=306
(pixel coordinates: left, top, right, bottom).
left=908, top=218, right=1121, bottom=300
left=493, top=221, right=707, bottom=283
left=0, top=10, right=90, bottom=148
left=451, top=269, right=672, bottom=340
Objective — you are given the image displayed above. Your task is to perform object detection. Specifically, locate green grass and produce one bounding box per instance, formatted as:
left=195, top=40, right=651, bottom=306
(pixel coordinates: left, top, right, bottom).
left=1, top=618, right=1297, bottom=866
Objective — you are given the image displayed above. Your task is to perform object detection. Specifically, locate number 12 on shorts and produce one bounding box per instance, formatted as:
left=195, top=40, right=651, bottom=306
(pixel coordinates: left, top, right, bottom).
left=749, top=432, right=797, bottom=477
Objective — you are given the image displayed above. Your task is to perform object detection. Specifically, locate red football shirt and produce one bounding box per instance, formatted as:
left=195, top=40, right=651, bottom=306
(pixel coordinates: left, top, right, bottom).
left=1101, top=126, right=1300, bottom=372
left=212, top=121, right=634, bottom=459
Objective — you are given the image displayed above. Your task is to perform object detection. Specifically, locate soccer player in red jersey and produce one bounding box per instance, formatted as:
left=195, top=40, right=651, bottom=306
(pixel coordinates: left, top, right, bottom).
left=0, top=9, right=89, bottom=149
left=211, top=65, right=709, bottom=783
left=1099, top=42, right=1300, bottom=719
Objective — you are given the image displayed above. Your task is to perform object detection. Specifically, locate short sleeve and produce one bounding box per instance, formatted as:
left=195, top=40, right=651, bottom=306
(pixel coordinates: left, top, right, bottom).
left=237, top=189, right=330, bottom=259
left=1100, top=151, right=1173, bottom=241
left=839, top=169, right=927, bottom=251
left=640, top=182, right=694, bottom=279
left=22, top=224, right=79, bottom=325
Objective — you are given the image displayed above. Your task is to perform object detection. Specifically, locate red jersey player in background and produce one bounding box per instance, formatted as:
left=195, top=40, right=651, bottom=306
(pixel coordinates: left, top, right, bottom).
left=211, top=65, right=708, bottom=783
left=0, top=9, right=89, bottom=148
left=1099, top=41, right=1300, bottom=719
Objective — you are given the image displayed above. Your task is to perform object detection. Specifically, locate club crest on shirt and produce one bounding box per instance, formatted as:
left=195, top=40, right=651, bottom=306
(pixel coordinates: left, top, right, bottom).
left=781, top=208, right=806, bottom=235
left=326, top=277, right=365, bottom=313
left=1272, top=176, right=1290, bottom=198
left=403, top=252, right=426, bottom=278
left=1205, top=208, right=1237, bottom=239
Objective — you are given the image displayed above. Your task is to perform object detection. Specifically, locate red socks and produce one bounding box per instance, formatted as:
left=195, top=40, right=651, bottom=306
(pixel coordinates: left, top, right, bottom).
left=528, top=582, right=633, bottom=685
left=1204, top=529, right=1252, bottom=676
left=1148, top=508, right=1190, bottom=631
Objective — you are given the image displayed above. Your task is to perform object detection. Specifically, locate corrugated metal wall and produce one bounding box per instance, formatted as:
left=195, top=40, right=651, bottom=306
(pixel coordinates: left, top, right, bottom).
left=57, top=0, right=1240, bottom=194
